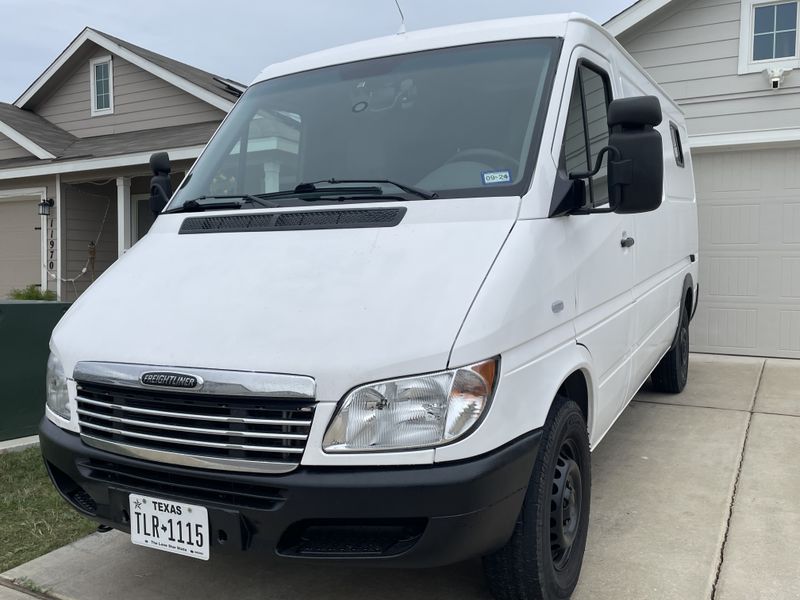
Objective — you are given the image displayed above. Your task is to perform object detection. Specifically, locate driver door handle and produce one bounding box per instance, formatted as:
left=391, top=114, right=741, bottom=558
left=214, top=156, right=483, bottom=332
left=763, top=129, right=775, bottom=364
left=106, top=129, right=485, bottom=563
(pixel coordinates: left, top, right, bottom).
left=621, top=236, right=635, bottom=249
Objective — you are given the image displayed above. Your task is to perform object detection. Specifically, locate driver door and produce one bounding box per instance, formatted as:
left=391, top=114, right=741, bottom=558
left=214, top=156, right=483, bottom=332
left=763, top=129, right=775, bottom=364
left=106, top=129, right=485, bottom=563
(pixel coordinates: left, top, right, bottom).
left=557, top=51, right=636, bottom=442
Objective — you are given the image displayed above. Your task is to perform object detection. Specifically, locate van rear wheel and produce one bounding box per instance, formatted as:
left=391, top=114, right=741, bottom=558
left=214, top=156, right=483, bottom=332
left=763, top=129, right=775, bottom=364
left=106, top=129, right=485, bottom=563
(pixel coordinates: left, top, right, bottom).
left=482, top=398, right=590, bottom=600
left=650, top=306, right=690, bottom=394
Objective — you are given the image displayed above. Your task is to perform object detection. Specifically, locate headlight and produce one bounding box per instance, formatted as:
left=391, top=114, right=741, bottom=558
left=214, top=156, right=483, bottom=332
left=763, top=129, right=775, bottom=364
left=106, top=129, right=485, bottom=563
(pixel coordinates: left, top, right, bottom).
left=323, top=358, right=498, bottom=452
left=46, top=352, right=71, bottom=421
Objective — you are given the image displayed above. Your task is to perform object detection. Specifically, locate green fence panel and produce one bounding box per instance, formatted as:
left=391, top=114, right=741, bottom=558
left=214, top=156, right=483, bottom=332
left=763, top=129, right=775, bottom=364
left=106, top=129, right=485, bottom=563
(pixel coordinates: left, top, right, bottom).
left=0, top=301, right=70, bottom=441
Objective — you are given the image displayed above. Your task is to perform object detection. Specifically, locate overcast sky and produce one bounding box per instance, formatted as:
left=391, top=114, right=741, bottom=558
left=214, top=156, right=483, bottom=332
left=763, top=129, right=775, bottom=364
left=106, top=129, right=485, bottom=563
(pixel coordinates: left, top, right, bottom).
left=0, top=0, right=633, bottom=103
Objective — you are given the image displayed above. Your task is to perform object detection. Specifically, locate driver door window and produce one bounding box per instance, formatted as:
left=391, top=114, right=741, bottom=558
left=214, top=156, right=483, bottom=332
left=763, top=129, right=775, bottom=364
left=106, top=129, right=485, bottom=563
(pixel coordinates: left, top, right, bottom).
left=560, top=63, right=612, bottom=207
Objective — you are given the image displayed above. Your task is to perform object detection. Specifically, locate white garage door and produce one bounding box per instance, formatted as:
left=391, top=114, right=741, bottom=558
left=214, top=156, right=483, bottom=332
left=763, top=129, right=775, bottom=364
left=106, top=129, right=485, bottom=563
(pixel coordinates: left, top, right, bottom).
left=691, top=147, right=800, bottom=358
left=0, top=197, right=41, bottom=299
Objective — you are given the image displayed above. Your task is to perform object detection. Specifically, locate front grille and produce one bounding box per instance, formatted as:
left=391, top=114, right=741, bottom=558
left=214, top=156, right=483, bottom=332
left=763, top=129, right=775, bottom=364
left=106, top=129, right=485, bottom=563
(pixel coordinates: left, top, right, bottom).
left=277, top=519, right=427, bottom=557
left=70, top=489, right=98, bottom=514
left=80, top=459, right=286, bottom=510
left=76, top=381, right=315, bottom=473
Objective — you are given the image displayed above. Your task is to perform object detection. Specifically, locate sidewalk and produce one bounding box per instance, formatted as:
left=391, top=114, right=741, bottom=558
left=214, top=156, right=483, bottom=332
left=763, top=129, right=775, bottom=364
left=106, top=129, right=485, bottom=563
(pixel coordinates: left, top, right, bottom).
left=3, top=354, right=798, bottom=600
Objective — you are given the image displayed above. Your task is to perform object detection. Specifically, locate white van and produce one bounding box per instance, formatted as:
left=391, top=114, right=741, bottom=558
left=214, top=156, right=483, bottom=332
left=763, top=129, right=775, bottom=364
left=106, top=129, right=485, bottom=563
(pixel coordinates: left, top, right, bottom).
left=41, top=13, right=698, bottom=600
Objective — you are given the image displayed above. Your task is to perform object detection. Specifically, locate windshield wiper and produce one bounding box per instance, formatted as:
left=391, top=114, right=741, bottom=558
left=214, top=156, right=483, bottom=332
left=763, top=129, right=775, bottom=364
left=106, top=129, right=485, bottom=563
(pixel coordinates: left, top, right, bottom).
left=295, top=179, right=438, bottom=200
left=164, top=194, right=279, bottom=214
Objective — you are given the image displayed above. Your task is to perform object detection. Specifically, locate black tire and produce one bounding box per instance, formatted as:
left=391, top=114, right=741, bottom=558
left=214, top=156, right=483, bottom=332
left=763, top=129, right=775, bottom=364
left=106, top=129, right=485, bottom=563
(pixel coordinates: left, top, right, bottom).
left=482, top=398, right=591, bottom=600
left=650, top=306, right=690, bottom=394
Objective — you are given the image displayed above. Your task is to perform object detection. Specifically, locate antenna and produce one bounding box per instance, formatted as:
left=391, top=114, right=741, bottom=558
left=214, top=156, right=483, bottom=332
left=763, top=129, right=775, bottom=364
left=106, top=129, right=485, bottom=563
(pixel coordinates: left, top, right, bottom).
left=393, top=0, right=406, bottom=34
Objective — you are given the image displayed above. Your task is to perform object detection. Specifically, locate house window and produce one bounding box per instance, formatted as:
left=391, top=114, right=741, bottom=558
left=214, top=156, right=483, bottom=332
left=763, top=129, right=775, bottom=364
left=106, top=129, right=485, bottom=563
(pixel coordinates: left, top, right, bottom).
left=739, top=0, right=800, bottom=73
left=753, top=2, right=798, bottom=60
left=90, top=56, right=114, bottom=116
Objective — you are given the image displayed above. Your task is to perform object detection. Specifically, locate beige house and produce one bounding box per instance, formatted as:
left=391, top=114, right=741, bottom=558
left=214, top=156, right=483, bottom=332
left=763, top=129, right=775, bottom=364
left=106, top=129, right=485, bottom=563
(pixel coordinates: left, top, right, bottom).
left=0, top=28, right=244, bottom=301
left=608, top=0, right=800, bottom=358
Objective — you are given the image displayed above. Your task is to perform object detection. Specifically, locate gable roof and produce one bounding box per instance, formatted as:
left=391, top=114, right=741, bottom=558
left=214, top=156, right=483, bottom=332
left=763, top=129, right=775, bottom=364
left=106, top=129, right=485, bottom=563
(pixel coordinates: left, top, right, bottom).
left=0, top=121, right=219, bottom=178
left=0, top=103, right=76, bottom=159
left=604, top=0, right=679, bottom=37
left=14, top=27, right=244, bottom=112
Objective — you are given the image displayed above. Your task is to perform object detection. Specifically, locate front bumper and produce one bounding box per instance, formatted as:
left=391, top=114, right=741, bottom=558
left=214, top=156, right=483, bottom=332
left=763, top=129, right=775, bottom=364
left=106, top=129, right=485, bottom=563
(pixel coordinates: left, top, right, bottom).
left=40, top=417, right=540, bottom=567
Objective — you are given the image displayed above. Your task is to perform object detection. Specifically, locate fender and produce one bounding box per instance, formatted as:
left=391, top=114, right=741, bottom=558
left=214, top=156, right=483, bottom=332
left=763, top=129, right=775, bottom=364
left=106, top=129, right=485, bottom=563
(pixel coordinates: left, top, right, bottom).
left=435, top=339, right=597, bottom=462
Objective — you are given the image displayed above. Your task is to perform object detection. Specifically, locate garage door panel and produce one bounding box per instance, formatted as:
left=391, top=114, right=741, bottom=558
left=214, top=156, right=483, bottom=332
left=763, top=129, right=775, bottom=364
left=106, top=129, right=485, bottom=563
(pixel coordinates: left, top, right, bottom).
left=693, top=303, right=800, bottom=359
left=702, top=251, right=800, bottom=302
left=692, top=148, right=800, bottom=358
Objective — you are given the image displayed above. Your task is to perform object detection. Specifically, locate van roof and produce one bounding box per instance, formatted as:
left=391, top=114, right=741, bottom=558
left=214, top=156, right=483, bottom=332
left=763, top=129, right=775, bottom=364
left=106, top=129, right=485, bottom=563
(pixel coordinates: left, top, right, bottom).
left=252, top=13, right=581, bottom=84
left=251, top=13, right=683, bottom=116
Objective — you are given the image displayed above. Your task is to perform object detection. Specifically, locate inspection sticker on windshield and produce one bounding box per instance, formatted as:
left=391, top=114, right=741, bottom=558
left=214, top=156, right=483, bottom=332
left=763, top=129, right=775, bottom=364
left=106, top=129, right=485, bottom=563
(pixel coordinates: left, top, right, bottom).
left=482, top=170, right=512, bottom=185
left=129, top=493, right=209, bottom=560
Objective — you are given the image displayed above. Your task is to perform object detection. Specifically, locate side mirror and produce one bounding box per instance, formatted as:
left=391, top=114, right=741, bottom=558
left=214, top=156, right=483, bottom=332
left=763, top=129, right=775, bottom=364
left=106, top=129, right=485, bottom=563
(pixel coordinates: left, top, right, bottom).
left=606, top=96, right=663, bottom=214
left=149, top=152, right=172, bottom=217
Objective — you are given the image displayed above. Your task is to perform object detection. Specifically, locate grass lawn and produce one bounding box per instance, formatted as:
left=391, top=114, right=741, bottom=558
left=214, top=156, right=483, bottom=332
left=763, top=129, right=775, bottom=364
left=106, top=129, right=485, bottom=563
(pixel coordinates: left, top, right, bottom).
left=0, top=447, right=95, bottom=572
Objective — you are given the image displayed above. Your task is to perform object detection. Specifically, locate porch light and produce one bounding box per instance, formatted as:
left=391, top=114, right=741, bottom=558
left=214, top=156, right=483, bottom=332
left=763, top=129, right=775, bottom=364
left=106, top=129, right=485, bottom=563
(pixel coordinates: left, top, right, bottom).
left=38, top=198, right=54, bottom=216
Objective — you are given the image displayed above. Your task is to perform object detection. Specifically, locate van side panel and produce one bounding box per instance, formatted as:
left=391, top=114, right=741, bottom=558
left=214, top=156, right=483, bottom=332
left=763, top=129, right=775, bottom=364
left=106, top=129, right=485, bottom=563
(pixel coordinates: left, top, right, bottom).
left=613, top=57, right=699, bottom=402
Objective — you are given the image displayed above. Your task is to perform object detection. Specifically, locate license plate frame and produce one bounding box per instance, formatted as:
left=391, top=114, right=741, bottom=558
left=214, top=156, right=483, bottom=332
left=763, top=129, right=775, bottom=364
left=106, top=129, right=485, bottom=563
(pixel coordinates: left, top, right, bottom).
left=129, top=493, right=209, bottom=560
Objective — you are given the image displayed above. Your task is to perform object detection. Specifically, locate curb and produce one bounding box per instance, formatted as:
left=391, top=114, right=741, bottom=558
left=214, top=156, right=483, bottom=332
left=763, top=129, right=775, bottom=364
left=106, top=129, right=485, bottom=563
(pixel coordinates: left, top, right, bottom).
left=0, top=436, right=39, bottom=455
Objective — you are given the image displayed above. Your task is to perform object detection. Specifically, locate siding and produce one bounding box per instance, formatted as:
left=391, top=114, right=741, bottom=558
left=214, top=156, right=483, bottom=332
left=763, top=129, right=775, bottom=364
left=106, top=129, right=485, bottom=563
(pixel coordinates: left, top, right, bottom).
left=618, top=0, right=800, bottom=137
left=36, top=45, right=226, bottom=138
left=0, top=133, right=33, bottom=161
left=62, top=182, right=118, bottom=301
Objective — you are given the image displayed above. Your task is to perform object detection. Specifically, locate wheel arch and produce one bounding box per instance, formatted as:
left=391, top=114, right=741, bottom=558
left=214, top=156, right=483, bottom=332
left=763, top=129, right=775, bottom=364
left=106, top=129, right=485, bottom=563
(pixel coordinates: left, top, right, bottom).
left=670, top=273, right=694, bottom=349
left=682, top=273, right=694, bottom=320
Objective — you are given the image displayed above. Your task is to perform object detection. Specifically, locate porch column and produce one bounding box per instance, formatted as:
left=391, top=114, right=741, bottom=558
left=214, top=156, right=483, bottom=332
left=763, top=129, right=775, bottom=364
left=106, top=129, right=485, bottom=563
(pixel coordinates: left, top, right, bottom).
left=116, top=176, right=131, bottom=257
left=264, top=161, right=281, bottom=194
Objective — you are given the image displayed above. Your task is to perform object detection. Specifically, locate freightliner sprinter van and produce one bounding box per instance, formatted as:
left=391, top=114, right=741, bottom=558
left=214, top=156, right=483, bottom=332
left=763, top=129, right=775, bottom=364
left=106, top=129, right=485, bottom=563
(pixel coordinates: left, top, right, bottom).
left=41, top=13, right=698, bottom=600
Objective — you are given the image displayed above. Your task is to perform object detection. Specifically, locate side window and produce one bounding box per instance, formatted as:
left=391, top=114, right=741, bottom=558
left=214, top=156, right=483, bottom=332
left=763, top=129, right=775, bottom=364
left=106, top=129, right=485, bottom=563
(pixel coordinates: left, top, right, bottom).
left=560, top=63, right=612, bottom=207
left=670, top=122, right=685, bottom=168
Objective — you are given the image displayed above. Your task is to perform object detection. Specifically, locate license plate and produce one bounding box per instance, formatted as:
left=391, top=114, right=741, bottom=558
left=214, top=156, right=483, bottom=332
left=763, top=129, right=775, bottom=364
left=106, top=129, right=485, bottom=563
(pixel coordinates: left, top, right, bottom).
left=129, top=493, right=209, bottom=560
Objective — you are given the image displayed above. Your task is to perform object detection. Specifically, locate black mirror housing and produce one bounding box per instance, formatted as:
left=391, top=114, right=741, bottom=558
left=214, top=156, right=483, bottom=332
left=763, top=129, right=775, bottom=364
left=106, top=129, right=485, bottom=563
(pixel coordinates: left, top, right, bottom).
left=149, top=152, right=172, bottom=216
left=608, top=96, right=662, bottom=129
left=607, top=96, right=664, bottom=215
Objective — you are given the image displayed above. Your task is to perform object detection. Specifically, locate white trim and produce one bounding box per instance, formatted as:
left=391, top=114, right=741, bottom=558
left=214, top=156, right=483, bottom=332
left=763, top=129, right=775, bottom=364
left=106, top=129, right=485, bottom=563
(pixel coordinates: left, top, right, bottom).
left=0, top=186, right=48, bottom=292
left=689, top=127, right=800, bottom=150
left=604, top=0, right=676, bottom=37
left=116, top=177, right=131, bottom=257
left=40, top=212, right=47, bottom=290
left=15, top=29, right=235, bottom=112
left=55, top=173, right=62, bottom=301
left=0, top=121, right=56, bottom=159
left=738, top=0, right=800, bottom=74
left=0, top=186, right=47, bottom=199
left=0, top=145, right=205, bottom=181
left=90, top=55, right=114, bottom=117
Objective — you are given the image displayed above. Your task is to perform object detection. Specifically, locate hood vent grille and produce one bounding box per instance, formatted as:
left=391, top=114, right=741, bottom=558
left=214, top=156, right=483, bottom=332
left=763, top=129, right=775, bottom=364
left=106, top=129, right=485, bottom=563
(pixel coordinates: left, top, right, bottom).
left=179, top=208, right=406, bottom=234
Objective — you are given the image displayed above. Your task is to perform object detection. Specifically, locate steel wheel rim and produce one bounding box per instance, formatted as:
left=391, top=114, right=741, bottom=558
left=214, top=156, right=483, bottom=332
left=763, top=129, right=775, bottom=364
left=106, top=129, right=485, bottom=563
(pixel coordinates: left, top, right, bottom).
left=550, top=437, right=582, bottom=571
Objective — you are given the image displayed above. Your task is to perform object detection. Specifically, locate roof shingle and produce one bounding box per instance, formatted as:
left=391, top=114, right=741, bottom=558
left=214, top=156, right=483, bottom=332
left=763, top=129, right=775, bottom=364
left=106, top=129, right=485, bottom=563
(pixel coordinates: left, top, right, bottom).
left=0, top=103, right=76, bottom=156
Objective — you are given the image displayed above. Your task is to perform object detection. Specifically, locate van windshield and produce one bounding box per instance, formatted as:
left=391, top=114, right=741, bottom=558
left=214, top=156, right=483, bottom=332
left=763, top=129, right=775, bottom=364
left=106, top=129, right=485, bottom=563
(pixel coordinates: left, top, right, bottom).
left=168, top=38, right=560, bottom=208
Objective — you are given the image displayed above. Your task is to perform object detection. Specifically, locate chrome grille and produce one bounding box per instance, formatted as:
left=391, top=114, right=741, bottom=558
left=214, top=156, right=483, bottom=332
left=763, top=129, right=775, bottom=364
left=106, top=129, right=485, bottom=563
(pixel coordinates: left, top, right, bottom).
left=73, top=363, right=316, bottom=474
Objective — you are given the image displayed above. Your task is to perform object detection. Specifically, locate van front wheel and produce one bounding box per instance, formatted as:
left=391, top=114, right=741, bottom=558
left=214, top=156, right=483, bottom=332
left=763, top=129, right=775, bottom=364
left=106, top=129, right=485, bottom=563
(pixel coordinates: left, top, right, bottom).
left=482, top=398, right=591, bottom=600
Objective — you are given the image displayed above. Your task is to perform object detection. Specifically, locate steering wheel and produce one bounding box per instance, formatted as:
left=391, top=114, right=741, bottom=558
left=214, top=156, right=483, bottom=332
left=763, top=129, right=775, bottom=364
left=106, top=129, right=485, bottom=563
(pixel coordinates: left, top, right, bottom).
left=444, top=148, right=520, bottom=172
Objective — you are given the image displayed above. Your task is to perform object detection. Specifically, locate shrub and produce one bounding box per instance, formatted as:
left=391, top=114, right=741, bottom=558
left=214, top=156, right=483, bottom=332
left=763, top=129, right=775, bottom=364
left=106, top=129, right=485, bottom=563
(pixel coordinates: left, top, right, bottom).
left=7, top=284, right=56, bottom=301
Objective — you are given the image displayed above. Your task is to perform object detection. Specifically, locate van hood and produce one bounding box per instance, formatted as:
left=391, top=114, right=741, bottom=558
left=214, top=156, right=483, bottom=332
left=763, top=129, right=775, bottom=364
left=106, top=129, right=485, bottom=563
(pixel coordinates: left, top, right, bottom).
left=52, top=197, right=518, bottom=401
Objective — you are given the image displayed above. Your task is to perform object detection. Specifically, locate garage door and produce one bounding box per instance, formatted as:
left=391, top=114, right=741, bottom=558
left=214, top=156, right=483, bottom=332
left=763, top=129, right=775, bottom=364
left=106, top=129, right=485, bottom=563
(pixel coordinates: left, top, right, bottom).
left=0, top=197, right=41, bottom=299
left=691, top=147, right=800, bottom=358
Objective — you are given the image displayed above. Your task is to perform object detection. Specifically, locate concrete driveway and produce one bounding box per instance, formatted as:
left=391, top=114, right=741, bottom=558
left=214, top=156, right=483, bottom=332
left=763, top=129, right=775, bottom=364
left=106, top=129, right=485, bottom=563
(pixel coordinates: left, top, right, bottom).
left=3, top=354, right=798, bottom=600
